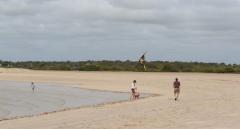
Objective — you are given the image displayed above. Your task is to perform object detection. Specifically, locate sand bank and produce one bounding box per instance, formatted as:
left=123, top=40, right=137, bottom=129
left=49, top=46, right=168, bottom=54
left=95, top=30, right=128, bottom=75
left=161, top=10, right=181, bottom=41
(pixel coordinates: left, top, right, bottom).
left=0, top=68, right=239, bottom=129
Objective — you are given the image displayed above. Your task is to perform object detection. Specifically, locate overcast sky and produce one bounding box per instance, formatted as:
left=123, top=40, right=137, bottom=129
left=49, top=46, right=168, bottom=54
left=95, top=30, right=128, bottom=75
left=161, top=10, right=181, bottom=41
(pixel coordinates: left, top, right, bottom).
left=0, top=0, right=240, bottom=63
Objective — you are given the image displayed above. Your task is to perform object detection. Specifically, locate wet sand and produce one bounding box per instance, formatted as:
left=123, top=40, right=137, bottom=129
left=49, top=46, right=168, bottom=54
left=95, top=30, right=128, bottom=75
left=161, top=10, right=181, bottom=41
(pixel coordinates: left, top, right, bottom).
left=0, top=68, right=239, bottom=129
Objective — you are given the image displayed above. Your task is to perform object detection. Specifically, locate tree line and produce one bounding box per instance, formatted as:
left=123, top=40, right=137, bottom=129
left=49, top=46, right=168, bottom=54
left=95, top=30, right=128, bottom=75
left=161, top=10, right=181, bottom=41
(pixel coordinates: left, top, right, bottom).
left=0, top=60, right=240, bottom=73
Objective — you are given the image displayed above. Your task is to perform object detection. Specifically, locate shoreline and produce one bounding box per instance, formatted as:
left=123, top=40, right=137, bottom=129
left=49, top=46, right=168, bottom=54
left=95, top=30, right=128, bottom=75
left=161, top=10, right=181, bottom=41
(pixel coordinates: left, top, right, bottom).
left=0, top=93, right=160, bottom=123
left=0, top=80, right=159, bottom=122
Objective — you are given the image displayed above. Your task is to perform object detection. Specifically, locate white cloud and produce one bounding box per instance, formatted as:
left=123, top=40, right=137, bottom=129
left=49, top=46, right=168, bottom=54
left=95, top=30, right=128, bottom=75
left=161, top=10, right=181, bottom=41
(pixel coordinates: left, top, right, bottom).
left=0, top=0, right=240, bottom=63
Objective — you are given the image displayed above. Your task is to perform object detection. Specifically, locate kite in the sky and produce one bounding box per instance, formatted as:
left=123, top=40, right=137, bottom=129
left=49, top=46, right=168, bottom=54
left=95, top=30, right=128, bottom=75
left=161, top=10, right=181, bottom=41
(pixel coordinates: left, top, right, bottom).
left=139, top=52, right=147, bottom=71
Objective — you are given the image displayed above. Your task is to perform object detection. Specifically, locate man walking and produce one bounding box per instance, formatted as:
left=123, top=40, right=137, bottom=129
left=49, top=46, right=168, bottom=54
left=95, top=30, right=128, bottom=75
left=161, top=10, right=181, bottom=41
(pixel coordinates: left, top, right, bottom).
left=173, top=78, right=181, bottom=101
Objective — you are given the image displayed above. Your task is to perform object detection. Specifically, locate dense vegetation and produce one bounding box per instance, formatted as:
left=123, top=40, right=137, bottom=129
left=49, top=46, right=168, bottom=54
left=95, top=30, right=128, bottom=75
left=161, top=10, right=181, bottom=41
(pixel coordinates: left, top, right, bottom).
left=0, top=60, right=240, bottom=73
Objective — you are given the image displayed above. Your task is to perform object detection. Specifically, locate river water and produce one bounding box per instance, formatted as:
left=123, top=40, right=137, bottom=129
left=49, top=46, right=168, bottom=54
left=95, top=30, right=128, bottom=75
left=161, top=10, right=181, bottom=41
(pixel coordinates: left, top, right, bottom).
left=0, top=81, right=144, bottom=120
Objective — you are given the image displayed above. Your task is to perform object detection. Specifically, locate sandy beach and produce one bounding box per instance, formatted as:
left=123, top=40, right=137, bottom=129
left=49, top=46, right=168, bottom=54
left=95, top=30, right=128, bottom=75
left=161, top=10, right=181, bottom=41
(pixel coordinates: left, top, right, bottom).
left=0, top=68, right=239, bottom=129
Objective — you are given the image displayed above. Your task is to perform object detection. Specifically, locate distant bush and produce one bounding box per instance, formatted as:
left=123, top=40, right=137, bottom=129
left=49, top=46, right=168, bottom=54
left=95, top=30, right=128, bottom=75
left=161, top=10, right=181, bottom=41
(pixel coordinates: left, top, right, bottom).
left=0, top=60, right=240, bottom=73
left=162, top=64, right=179, bottom=72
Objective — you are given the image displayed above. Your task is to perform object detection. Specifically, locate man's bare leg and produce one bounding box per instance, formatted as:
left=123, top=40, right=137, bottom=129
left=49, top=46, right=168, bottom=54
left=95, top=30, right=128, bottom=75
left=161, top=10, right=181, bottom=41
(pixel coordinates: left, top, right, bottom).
left=176, top=92, right=180, bottom=101
left=174, top=92, right=177, bottom=101
left=176, top=93, right=178, bottom=101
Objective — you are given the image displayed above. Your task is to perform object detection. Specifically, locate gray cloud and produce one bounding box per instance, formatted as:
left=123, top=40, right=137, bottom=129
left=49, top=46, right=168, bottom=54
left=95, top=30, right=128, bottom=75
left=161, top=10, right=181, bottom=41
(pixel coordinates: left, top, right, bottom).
left=0, top=0, right=240, bottom=63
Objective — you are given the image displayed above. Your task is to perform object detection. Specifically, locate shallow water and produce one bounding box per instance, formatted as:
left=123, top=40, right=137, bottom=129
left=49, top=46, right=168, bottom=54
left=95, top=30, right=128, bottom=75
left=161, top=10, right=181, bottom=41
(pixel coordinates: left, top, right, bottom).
left=0, top=81, right=147, bottom=120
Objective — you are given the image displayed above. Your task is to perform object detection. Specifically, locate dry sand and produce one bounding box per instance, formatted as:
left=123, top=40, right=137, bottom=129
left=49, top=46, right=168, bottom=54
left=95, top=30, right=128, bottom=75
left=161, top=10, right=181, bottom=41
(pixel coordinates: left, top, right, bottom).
left=0, top=68, right=239, bottom=129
